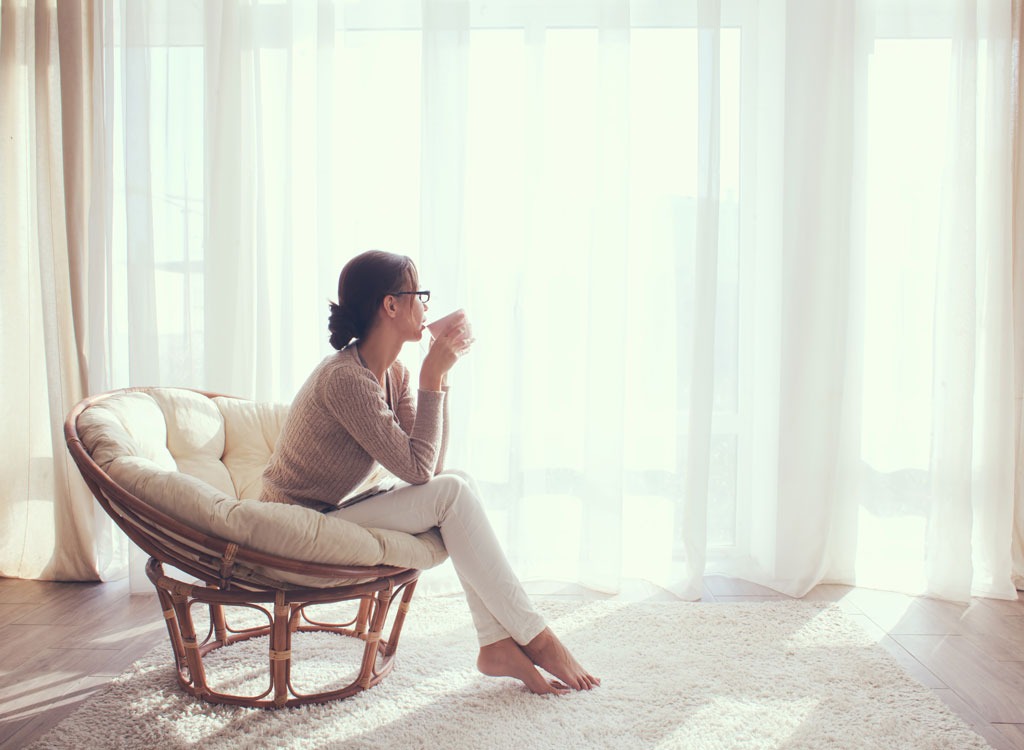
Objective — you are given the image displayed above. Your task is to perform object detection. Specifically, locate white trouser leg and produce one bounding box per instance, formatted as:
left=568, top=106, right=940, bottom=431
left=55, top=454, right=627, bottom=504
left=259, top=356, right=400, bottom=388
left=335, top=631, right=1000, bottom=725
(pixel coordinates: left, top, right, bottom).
left=330, top=471, right=546, bottom=647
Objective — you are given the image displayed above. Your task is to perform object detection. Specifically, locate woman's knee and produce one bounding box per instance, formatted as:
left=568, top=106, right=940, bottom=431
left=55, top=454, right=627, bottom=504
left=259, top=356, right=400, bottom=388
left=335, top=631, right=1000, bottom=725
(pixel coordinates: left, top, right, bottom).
left=431, top=473, right=481, bottom=520
left=438, top=468, right=480, bottom=494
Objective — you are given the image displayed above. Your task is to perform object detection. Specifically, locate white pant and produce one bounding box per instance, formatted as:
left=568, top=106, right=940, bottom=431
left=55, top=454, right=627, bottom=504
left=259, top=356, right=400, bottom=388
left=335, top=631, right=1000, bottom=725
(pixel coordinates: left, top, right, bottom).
left=330, top=470, right=547, bottom=647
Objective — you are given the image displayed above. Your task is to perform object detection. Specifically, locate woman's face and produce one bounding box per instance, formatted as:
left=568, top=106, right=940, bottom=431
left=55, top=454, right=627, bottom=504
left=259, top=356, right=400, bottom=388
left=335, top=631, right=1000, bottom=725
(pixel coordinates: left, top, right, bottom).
left=393, top=271, right=428, bottom=343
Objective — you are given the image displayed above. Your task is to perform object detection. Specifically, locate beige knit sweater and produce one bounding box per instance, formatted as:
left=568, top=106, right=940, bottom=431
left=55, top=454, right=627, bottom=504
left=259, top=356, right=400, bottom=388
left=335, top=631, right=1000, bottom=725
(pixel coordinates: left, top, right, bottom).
left=260, top=346, right=449, bottom=511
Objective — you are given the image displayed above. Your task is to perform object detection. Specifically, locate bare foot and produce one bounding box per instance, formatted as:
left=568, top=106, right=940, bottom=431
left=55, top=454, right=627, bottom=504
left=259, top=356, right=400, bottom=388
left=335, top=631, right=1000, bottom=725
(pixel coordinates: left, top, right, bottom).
left=522, top=628, right=600, bottom=691
left=478, top=638, right=570, bottom=695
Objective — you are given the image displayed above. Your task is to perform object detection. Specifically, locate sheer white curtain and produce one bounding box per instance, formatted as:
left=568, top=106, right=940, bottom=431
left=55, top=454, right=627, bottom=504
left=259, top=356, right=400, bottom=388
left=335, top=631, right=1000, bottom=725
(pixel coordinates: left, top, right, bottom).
left=2, top=0, right=1020, bottom=604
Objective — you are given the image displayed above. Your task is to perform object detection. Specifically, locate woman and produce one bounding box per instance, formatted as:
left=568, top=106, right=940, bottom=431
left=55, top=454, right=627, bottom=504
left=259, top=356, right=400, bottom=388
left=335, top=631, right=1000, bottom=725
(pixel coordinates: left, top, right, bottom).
left=261, top=249, right=599, bottom=695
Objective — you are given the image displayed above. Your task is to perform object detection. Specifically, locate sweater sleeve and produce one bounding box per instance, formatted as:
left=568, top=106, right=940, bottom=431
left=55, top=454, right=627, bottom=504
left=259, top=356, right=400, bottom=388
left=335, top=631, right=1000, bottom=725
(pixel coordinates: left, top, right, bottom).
left=321, top=364, right=445, bottom=485
left=394, top=365, right=450, bottom=476
left=394, top=364, right=416, bottom=433
left=435, top=385, right=451, bottom=475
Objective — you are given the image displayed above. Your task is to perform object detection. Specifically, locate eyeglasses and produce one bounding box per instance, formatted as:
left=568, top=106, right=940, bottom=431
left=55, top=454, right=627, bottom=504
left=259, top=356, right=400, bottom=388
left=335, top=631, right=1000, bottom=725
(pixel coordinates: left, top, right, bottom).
left=390, top=290, right=431, bottom=304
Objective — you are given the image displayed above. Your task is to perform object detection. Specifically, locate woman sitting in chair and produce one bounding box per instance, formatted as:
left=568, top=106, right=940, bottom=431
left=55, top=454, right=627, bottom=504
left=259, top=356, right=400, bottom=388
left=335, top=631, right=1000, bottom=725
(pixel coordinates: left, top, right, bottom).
left=260, top=249, right=599, bottom=695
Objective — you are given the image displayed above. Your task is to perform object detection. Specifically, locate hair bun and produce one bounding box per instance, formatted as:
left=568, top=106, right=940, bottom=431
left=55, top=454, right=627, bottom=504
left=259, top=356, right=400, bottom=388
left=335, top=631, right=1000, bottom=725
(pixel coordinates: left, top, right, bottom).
left=329, top=250, right=417, bottom=350
left=328, top=302, right=358, bottom=350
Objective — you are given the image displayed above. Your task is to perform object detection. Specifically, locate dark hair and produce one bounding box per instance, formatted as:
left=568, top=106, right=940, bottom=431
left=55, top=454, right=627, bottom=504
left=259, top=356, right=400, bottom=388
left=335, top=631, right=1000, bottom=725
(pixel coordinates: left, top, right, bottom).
left=328, top=250, right=417, bottom=350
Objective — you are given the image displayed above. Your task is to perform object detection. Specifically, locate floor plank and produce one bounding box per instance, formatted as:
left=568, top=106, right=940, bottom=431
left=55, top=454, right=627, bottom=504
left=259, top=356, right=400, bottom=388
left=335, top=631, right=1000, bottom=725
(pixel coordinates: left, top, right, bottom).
left=0, top=625, right=84, bottom=672
left=843, top=613, right=948, bottom=689
left=703, top=575, right=782, bottom=597
left=933, top=690, right=1021, bottom=750
left=0, top=603, right=34, bottom=628
left=957, top=611, right=1024, bottom=663
left=994, top=723, right=1024, bottom=750
left=886, top=598, right=971, bottom=636
left=840, top=587, right=918, bottom=631
left=894, top=634, right=1024, bottom=723
left=797, top=584, right=862, bottom=615
left=976, top=593, right=1024, bottom=617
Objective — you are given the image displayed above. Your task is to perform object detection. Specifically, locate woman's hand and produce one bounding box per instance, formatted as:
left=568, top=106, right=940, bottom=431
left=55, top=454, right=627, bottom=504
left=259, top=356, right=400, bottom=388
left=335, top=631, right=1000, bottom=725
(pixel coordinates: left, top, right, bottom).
left=420, top=322, right=474, bottom=391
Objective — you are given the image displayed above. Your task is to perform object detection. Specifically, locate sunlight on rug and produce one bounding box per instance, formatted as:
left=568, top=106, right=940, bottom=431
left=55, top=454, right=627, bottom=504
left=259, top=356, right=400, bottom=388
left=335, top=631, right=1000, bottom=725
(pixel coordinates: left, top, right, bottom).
left=29, top=599, right=990, bottom=749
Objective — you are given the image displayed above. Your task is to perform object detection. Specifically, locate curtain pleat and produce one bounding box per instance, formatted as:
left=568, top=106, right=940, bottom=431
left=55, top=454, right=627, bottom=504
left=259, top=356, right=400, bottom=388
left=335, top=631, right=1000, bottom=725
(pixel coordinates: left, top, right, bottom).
left=1, top=0, right=118, bottom=582
left=1011, top=0, right=1024, bottom=589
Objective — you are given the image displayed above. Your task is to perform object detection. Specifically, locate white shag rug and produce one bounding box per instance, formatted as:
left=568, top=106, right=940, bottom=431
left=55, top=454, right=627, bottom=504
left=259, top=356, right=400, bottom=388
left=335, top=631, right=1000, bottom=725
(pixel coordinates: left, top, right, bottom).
left=31, top=597, right=990, bottom=750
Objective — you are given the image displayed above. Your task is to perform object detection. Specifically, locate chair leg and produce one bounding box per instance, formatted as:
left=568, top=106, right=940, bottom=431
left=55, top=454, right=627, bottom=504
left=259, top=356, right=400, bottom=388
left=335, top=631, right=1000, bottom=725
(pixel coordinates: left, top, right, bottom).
left=357, top=588, right=392, bottom=689
left=382, top=579, right=417, bottom=657
left=210, top=599, right=229, bottom=645
left=270, top=591, right=291, bottom=707
left=171, top=591, right=209, bottom=697
left=356, top=597, right=372, bottom=636
left=156, top=585, right=187, bottom=670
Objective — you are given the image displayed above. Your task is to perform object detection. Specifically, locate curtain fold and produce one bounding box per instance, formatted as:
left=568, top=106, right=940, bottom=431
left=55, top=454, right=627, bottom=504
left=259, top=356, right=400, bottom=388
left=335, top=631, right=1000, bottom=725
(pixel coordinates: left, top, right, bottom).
left=202, top=0, right=259, bottom=398
left=921, top=0, right=1017, bottom=599
left=755, top=0, right=859, bottom=597
left=580, top=0, right=630, bottom=592
left=1012, top=0, right=1024, bottom=588
left=2, top=0, right=1021, bottom=604
left=0, top=0, right=121, bottom=581
left=675, top=0, right=721, bottom=600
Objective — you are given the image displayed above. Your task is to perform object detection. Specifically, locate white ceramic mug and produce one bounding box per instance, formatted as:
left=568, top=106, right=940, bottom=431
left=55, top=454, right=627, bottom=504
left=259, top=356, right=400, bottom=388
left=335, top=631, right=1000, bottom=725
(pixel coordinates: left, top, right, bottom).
left=426, top=308, right=471, bottom=339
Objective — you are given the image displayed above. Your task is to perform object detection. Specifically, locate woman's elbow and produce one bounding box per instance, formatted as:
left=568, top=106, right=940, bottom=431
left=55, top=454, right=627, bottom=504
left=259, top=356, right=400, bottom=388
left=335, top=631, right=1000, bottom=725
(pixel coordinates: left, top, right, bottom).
left=401, top=465, right=434, bottom=485
left=396, top=447, right=440, bottom=485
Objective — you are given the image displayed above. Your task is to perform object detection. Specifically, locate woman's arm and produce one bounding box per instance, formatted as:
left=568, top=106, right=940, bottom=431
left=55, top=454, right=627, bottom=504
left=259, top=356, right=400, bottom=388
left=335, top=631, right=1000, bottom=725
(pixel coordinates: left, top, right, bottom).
left=395, top=365, right=450, bottom=475
left=323, top=365, right=444, bottom=485
left=435, top=383, right=450, bottom=475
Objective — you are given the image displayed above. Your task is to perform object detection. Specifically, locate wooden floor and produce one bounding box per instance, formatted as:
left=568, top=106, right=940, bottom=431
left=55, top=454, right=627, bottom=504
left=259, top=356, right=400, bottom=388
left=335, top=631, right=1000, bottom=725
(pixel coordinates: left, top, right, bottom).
left=2, top=576, right=1024, bottom=749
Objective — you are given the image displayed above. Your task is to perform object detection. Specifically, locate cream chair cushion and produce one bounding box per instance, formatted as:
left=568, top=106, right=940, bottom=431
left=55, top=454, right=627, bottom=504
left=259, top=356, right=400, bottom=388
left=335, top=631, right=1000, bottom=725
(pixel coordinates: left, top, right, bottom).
left=76, top=388, right=447, bottom=587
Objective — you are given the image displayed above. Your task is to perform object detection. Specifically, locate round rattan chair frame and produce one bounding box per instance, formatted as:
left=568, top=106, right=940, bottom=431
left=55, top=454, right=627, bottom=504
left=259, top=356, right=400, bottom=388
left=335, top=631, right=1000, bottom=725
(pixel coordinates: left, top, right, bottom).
left=65, top=387, right=422, bottom=708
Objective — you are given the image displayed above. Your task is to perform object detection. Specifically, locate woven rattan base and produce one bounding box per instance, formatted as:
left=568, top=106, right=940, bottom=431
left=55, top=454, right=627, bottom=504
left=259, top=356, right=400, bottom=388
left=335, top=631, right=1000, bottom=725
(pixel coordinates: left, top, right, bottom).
left=147, top=558, right=420, bottom=708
